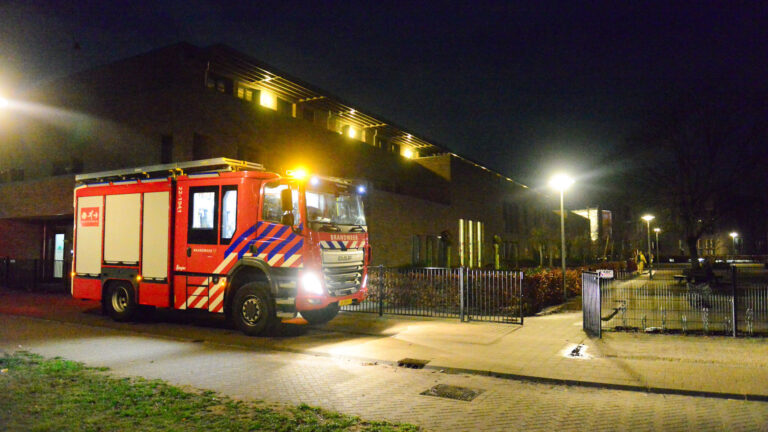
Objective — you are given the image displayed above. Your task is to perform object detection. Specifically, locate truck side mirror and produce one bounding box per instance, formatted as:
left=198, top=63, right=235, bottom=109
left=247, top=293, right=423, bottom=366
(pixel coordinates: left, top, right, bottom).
left=280, top=188, right=293, bottom=212
left=280, top=212, right=294, bottom=227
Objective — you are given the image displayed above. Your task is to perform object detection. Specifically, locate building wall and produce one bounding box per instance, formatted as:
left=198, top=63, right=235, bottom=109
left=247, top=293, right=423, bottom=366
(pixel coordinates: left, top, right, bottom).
left=0, top=43, right=573, bottom=268
left=0, top=220, right=43, bottom=259
left=0, top=176, right=75, bottom=220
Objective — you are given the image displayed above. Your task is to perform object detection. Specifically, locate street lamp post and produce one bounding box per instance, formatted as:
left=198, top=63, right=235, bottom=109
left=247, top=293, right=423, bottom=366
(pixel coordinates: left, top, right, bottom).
left=549, top=174, right=574, bottom=303
left=654, top=228, right=661, bottom=268
left=729, top=232, right=738, bottom=259
left=642, top=215, right=655, bottom=279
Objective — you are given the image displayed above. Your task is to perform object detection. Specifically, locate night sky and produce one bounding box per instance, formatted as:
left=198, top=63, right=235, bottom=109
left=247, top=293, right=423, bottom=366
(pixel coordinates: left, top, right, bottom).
left=1, top=1, right=766, bottom=205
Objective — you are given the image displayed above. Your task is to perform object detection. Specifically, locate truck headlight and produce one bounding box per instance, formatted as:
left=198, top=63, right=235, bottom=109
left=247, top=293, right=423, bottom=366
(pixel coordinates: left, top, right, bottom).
left=301, top=272, right=324, bottom=295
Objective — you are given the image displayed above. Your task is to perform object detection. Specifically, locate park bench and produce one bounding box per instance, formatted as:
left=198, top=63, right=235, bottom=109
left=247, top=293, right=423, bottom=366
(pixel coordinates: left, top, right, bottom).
left=675, top=268, right=723, bottom=285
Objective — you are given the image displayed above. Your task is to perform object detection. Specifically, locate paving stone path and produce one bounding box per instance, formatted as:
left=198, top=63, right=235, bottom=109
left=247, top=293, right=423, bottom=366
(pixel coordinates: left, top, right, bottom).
left=2, top=314, right=767, bottom=431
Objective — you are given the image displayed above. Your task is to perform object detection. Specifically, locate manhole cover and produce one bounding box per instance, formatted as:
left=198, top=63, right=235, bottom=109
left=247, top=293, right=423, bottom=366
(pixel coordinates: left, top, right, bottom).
left=397, top=358, right=429, bottom=369
left=421, top=384, right=483, bottom=401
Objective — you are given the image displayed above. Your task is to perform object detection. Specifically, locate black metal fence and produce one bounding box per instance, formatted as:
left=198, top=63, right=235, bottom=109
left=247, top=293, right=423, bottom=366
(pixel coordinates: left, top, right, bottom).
left=0, top=258, right=72, bottom=292
left=342, top=266, right=524, bottom=324
left=598, top=267, right=768, bottom=336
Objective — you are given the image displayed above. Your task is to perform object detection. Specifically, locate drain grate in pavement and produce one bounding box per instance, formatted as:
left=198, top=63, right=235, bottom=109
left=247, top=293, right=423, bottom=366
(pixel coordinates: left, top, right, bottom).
left=421, top=384, right=483, bottom=401
left=397, top=358, right=430, bottom=369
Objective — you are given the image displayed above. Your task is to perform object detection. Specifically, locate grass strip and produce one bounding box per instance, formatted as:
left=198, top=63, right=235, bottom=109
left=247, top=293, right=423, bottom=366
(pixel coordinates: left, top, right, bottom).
left=0, top=351, right=419, bottom=432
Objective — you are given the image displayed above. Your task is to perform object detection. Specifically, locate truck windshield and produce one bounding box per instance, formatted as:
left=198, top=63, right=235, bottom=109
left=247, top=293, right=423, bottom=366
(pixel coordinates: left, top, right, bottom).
left=305, top=184, right=366, bottom=228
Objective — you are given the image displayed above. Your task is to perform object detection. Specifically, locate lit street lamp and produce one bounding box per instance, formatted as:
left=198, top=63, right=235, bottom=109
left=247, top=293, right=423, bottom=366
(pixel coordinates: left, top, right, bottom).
left=654, top=227, right=661, bottom=266
left=549, top=173, right=574, bottom=302
left=730, top=232, right=738, bottom=258
left=642, top=215, right=655, bottom=279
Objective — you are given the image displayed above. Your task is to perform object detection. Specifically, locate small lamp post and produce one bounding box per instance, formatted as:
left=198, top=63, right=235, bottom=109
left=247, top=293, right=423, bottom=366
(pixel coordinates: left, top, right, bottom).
left=642, top=215, right=655, bottom=279
left=729, top=232, right=738, bottom=259
left=549, top=173, right=574, bottom=303
left=654, top=227, right=661, bottom=267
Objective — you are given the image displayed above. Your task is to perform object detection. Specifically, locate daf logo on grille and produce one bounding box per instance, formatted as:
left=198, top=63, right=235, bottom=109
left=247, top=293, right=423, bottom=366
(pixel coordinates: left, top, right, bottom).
left=337, top=254, right=351, bottom=262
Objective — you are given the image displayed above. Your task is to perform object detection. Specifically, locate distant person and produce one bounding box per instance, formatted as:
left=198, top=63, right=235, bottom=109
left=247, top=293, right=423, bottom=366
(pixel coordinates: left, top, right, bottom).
left=636, top=251, right=646, bottom=273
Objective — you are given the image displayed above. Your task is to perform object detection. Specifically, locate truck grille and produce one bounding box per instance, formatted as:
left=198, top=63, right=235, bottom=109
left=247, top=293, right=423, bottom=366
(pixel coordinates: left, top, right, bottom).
left=321, top=250, right=364, bottom=297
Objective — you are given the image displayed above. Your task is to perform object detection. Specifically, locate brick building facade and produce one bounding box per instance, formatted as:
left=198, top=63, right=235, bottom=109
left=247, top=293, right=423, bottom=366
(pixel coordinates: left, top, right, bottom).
left=0, top=43, right=588, bottom=280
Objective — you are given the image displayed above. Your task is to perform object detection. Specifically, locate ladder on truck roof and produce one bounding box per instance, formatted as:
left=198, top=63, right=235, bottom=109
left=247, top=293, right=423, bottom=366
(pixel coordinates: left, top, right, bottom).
left=75, top=157, right=264, bottom=183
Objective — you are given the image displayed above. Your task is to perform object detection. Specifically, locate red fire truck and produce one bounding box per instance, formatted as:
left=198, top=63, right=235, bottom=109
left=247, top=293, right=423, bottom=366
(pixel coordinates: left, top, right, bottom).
left=71, top=158, right=369, bottom=335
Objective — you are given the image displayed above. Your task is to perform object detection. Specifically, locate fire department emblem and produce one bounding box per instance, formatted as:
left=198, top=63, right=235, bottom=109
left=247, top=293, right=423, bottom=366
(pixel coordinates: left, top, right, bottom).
left=80, top=207, right=100, bottom=227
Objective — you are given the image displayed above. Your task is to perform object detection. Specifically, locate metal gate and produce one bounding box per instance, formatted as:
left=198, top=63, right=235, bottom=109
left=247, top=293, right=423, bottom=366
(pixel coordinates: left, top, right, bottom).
left=342, top=266, right=524, bottom=324
left=582, top=271, right=601, bottom=337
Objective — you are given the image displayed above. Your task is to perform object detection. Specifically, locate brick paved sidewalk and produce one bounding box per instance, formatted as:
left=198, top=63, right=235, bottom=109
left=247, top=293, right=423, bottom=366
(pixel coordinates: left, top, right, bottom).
left=2, top=314, right=767, bottom=431
left=318, top=310, right=768, bottom=399
left=2, top=288, right=768, bottom=399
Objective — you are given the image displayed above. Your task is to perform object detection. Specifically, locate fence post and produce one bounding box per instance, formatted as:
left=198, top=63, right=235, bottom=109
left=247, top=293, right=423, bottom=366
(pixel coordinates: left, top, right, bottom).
left=459, top=267, right=465, bottom=322
left=1, top=257, right=7, bottom=287
left=32, top=259, right=39, bottom=292
left=378, top=265, right=384, bottom=317
left=731, top=265, right=737, bottom=337
left=518, top=271, right=524, bottom=326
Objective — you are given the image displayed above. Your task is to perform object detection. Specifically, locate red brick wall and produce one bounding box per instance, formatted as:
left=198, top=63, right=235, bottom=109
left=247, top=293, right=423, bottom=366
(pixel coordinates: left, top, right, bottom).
left=0, top=219, right=42, bottom=259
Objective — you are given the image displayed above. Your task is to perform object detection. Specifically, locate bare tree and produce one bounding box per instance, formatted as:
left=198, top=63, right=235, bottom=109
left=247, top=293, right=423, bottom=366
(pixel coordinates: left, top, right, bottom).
left=633, top=88, right=766, bottom=268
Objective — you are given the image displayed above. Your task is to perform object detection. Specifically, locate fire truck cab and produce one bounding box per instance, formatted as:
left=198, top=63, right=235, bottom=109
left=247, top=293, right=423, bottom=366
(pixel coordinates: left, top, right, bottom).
left=71, top=158, right=369, bottom=335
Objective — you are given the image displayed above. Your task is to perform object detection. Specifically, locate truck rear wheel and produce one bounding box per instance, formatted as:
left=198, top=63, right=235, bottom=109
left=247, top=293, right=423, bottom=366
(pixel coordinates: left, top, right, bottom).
left=106, top=282, right=137, bottom=322
left=301, top=303, right=340, bottom=325
left=231, top=282, right=276, bottom=336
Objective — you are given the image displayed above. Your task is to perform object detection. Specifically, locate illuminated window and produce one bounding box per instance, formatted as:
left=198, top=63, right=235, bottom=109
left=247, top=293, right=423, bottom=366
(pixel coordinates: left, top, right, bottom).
left=263, top=182, right=300, bottom=225
left=220, top=187, right=238, bottom=243
left=342, top=125, right=358, bottom=139
left=193, top=192, right=215, bottom=229
left=259, top=90, right=277, bottom=110
left=237, top=87, right=253, bottom=101
left=188, top=186, right=219, bottom=245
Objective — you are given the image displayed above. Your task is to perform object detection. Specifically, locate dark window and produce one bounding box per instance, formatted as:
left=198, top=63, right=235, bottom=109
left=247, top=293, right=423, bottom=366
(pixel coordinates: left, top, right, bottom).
left=52, top=158, right=83, bottom=175
left=161, top=135, right=173, bottom=164
left=412, top=235, right=421, bottom=266
left=302, top=107, right=314, bottom=122
left=277, top=98, right=292, bottom=117
left=0, top=168, right=24, bottom=183
left=188, top=186, right=219, bottom=245
left=503, top=202, right=518, bottom=234
left=193, top=133, right=215, bottom=160
left=391, top=143, right=400, bottom=154
left=220, top=186, right=238, bottom=244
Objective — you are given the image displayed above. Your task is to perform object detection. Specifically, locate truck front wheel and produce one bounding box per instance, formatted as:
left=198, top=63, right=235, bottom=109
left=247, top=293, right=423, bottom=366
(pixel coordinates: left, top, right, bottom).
left=301, top=303, right=340, bottom=325
left=106, top=282, right=137, bottom=322
left=231, top=282, right=276, bottom=336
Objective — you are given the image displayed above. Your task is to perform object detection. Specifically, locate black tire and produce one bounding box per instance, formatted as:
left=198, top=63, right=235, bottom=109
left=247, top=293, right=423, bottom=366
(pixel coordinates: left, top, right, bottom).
left=301, top=303, right=340, bottom=325
left=106, top=282, right=137, bottom=322
left=231, top=282, right=276, bottom=336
